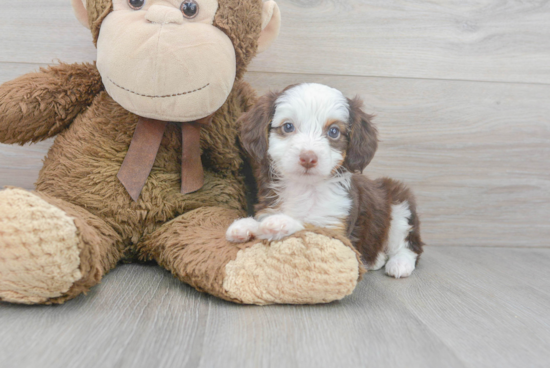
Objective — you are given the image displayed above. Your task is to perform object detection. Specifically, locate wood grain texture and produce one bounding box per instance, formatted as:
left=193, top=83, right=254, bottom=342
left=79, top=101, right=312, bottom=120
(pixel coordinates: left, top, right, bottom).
left=0, top=265, right=209, bottom=368
left=1, top=1, right=550, bottom=84
left=250, top=0, right=550, bottom=84
left=0, top=1, right=95, bottom=64
left=0, top=139, right=52, bottom=190
left=200, top=272, right=466, bottom=368
left=379, top=246, right=550, bottom=368
left=1, top=247, right=549, bottom=368
left=0, top=62, right=47, bottom=83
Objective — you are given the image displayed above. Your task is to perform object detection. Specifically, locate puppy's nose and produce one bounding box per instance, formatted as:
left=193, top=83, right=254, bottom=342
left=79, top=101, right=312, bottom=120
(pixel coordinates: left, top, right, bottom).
left=299, top=151, right=318, bottom=169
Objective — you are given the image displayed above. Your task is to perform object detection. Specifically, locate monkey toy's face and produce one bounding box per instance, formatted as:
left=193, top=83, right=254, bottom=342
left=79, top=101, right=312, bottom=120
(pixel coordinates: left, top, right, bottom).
left=98, top=0, right=234, bottom=121
left=72, top=0, right=281, bottom=122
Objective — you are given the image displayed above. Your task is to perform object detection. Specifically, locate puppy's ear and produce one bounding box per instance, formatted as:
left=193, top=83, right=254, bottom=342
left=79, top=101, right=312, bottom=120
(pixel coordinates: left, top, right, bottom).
left=344, top=97, right=378, bottom=173
left=239, top=91, right=280, bottom=162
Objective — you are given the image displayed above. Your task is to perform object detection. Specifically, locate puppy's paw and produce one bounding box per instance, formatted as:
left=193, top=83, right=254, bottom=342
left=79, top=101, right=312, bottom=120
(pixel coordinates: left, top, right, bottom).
left=385, top=251, right=416, bottom=279
left=258, top=214, right=304, bottom=241
left=226, top=218, right=260, bottom=243
left=367, top=252, right=388, bottom=271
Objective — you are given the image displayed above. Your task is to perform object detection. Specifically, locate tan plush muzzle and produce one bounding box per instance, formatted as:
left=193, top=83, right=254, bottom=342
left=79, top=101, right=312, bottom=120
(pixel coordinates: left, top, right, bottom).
left=96, top=4, right=236, bottom=122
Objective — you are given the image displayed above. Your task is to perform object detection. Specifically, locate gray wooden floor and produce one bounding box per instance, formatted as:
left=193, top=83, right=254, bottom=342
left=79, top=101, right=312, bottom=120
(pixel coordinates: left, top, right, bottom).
left=1, top=246, right=548, bottom=368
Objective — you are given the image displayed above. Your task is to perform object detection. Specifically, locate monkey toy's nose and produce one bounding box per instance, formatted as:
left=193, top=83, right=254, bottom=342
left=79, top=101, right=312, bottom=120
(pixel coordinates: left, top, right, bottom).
left=299, top=151, right=318, bottom=169
left=145, top=5, right=184, bottom=25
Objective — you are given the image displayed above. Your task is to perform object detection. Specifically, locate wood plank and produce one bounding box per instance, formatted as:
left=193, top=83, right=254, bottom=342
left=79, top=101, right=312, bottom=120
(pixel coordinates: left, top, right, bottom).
left=1, top=1, right=550, bottom=84
left=254, top=0, right=550, bottom=84
left=450, top=247, right=550, bottom=295
left=0, top=0, right=96, bottom=64
left=244, top=72, right=550, bottom=247
left=0, top=139, right=53, bottom=190
left=1, top=247, right=550, bottom=368
left=0, top=62, right=47, bottom=84
left=199, top=276, right=466, bottom=368
left=0, top=264, right=209, bottom=368
left=375, top=247, right=550, bottom=368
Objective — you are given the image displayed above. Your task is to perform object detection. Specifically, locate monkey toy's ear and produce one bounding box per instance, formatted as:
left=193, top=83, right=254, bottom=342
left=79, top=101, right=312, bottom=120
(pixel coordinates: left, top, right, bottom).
left=71, top=0, right=90, bottom=29
left=258, top=1, right=281, bottom=53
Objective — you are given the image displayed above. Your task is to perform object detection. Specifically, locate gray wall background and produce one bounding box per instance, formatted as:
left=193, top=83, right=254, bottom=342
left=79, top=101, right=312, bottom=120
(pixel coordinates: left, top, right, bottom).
left=1, top=0, right=549, bottom=247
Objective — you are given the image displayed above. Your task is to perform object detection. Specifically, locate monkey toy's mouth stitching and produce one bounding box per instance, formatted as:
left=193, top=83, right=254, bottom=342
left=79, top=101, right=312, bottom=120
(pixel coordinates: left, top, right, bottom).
left=107, top=77, right=210, bottom=99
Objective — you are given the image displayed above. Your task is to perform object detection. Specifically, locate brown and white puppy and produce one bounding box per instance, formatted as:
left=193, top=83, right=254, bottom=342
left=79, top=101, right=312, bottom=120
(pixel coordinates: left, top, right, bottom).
left=228, top=83, right=424, bottom=278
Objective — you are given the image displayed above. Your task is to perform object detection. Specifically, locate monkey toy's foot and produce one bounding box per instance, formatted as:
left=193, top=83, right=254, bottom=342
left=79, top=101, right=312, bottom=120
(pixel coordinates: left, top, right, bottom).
left=0, top=188, right=122, bottom=304
left=223, top=230, right=363, bottom=304
left=0, top=188, right=82, bottom=304
left=143, top=207, right=364, bottom=305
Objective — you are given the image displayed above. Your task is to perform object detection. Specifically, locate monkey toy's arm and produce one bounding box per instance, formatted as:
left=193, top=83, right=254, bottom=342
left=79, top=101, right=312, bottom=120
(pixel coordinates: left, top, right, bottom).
left=0, top=62, right=103, bottom=145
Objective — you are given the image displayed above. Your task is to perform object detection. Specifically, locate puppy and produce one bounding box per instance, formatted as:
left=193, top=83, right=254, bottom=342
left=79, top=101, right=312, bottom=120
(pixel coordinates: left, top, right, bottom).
left=227, top=83, right=424, bottom=278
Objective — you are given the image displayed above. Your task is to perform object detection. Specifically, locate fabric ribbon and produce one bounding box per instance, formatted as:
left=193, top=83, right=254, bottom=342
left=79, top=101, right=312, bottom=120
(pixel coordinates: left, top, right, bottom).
left=117, top=116, right=212, bottom=202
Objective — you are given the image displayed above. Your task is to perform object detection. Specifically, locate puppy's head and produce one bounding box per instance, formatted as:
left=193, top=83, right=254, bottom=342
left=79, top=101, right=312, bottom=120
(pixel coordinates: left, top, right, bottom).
left=239, top=83, right=378, bottom=181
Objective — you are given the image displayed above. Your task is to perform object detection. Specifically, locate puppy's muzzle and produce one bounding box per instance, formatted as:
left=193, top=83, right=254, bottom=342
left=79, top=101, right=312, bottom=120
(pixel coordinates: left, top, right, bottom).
left=299, top=150, right=318, bottom=169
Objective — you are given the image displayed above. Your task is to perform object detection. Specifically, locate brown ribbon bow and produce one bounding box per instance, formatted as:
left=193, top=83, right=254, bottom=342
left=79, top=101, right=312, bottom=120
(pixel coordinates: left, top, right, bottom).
left=117, top=116, right=212, bottom=202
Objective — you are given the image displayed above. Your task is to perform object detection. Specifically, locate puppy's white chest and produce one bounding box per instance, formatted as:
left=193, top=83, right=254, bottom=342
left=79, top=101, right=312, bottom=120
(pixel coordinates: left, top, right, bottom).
left=278, top=180, right=352, bottom=228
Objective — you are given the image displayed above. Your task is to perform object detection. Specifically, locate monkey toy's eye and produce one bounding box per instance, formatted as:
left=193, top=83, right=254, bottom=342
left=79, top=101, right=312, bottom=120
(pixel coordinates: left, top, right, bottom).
left=128, top=0, right=145, bottom=10
left=181, top=0, right=199, bottom=19
left=328, top=126, right=340, bottom=139
left=283, top=122, right=295, bottom=134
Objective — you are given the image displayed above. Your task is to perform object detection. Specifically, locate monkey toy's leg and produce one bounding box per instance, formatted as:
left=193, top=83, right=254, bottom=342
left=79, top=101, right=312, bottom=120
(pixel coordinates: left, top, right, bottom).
left=140, top=206, right=364, bottom=305
left=0, top=188, right=123, bottom=304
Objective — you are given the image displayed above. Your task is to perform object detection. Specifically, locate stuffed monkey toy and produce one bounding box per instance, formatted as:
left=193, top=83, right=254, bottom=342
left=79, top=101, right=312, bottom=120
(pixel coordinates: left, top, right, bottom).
left=0, top=0, right=363, bottom=305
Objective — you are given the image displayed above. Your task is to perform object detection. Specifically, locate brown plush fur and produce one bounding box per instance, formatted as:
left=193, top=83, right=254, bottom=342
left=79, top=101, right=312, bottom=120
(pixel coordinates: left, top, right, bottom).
left=35, top=85, right=252, bottom=248
left=139, top=206, right=246, bottom=303
left=214, top=0, right=263, bottom=80
left=0, top=63, right=103, bottom=144
left=88, top=0, right=113, bottom=45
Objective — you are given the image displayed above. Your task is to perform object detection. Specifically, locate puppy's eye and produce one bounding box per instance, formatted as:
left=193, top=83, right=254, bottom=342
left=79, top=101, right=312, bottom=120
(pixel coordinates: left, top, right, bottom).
left=128, top=0, right=145, bottom=10
left=181, top=0, right=199, bottom=19
left=283, top=122, right=295, bottom=134
left=328, top=127, right=341, bottom=139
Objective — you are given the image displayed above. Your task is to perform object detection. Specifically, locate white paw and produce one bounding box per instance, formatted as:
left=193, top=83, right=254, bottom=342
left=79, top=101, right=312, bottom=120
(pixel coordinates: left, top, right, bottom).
left=385, top=254, right=416, bottom=279
left=367, top=252, right=388, bottom=271
left=226, top=218, right=260, bottom=243
left=257, top=214, right=304, bottom=241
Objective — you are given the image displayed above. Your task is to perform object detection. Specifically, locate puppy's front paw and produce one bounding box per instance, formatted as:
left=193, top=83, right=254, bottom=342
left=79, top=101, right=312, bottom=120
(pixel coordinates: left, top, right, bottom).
left=226, top=218, right=260, bottom=243
left=385, top=252, right=416, bottom=279
left=258, top=214, right=304, bottom=241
